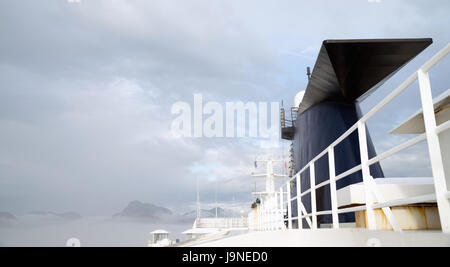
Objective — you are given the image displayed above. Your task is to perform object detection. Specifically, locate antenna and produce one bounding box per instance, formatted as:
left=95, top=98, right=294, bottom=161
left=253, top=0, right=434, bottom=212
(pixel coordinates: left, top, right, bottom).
left=306, top=66, right=311, bottom=80
left=215, top=179, right=218, bottom=218
left=196, top=177, right=200, bottom=219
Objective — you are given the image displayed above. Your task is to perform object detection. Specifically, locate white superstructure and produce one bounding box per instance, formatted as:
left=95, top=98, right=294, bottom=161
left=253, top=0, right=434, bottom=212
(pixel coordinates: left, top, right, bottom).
left=178, top=43, right=450, bottom=247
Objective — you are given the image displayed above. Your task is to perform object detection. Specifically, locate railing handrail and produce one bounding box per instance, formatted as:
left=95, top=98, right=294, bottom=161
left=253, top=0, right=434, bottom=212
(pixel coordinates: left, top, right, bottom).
left=253, top=43, right=450, bottom=233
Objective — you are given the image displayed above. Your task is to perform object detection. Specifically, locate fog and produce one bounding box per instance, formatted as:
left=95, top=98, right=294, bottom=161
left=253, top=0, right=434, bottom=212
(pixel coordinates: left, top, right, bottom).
left=0, top=215, right=192, bottom=247
left=0, top=0, right=449, bottom=246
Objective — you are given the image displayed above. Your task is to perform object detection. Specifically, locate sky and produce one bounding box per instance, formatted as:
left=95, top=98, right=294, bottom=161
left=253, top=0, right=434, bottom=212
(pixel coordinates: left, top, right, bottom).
left=0, top=0, right=449, bottom=216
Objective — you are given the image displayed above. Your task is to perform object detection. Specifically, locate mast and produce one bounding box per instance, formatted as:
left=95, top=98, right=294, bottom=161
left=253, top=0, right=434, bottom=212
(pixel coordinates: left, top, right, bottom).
left=215, top=179, right=218, bottom=218
left=196, top=177, right=200, bottom=219
left=251, top=159, right=287, bottom=195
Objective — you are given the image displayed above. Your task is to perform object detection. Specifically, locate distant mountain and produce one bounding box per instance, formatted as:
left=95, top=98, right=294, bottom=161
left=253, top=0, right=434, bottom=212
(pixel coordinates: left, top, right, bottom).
left=29, top=211, right=82, bottom=220
left=0, top=212, right=16, bottom=220
left=114, top=201, right=173, bottom=221
left=0, top=212, right=17, bottom=227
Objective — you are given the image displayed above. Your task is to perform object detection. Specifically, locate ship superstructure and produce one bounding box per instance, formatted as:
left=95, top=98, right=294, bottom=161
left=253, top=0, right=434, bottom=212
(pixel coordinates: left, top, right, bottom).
left=175, top=39, right=450, bottom=246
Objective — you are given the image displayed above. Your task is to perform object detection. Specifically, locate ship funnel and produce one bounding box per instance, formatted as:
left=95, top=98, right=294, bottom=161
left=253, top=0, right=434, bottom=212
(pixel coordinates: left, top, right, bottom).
left=298, top=38, right=432, bottom=114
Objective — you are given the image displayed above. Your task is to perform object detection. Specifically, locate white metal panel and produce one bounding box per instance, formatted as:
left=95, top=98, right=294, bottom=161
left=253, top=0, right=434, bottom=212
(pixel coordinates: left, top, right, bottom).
left=390, top=89, right=450, bottom=134
left=336, top=178, right=436, bottom=207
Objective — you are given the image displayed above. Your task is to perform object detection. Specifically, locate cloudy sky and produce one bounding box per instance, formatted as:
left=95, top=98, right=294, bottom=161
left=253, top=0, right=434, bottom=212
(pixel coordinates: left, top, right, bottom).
left=0, top=0, right=449, bottom=216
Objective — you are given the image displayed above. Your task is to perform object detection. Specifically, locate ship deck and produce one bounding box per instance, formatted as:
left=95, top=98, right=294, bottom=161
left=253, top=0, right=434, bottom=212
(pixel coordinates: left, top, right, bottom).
left=184, top=229, right=450, bottom=247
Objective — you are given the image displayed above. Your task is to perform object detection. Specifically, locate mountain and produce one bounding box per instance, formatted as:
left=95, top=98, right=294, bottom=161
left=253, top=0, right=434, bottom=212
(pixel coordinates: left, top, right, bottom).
left=0, top=212, right=17, bottom=227
left=114, top=201, right=173, bottom=221
left=0, top=212, right=16, bottom=220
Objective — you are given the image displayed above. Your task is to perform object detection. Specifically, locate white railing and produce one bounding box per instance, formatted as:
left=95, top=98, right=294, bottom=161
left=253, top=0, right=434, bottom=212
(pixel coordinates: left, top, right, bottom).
left=256, top=43, right=450, bottom=233
left=195, top=217, right=248, bottom=229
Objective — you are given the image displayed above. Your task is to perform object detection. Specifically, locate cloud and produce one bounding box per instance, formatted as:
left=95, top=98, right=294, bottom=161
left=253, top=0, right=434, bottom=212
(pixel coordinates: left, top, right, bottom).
left=0, top=0, right=448, bottom=216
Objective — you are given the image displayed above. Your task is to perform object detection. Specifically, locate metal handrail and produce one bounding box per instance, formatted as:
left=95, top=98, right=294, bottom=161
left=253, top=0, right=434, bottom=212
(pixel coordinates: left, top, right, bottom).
left=255, top=43, right=450, bottom=233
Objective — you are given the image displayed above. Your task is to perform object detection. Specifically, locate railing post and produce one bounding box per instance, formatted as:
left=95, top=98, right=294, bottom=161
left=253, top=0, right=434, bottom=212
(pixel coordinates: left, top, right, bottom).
left=265, top=200, right=268, bottom=231
left=258, top=202, right=261, bottom=231
left=279, top=188, right=284, bottom=230
left=358, top=121, right=377, bottom=230
left=264, top=199, right=269, bottom=231
left=268, top=200, right=270, bottom=231
left=418, top=69, right=450, bottom=233
left=261, top=200, right=264, bottom=231
left=260, top=201, right=263, bottom=231
left=328, top=147, right=339, bottom=229
left=263, top=200, right=267, bottom=231
left=296, top=173, right=303, bottom=229
left=287, top=182, right=293, bottom=229
left=310, top=162, right=317, bottom=229
left=264, top=200, right=267, bottom=231
left=266, top=195, right=273, bottom=231
left=271, top=192, right=278, bottom=230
